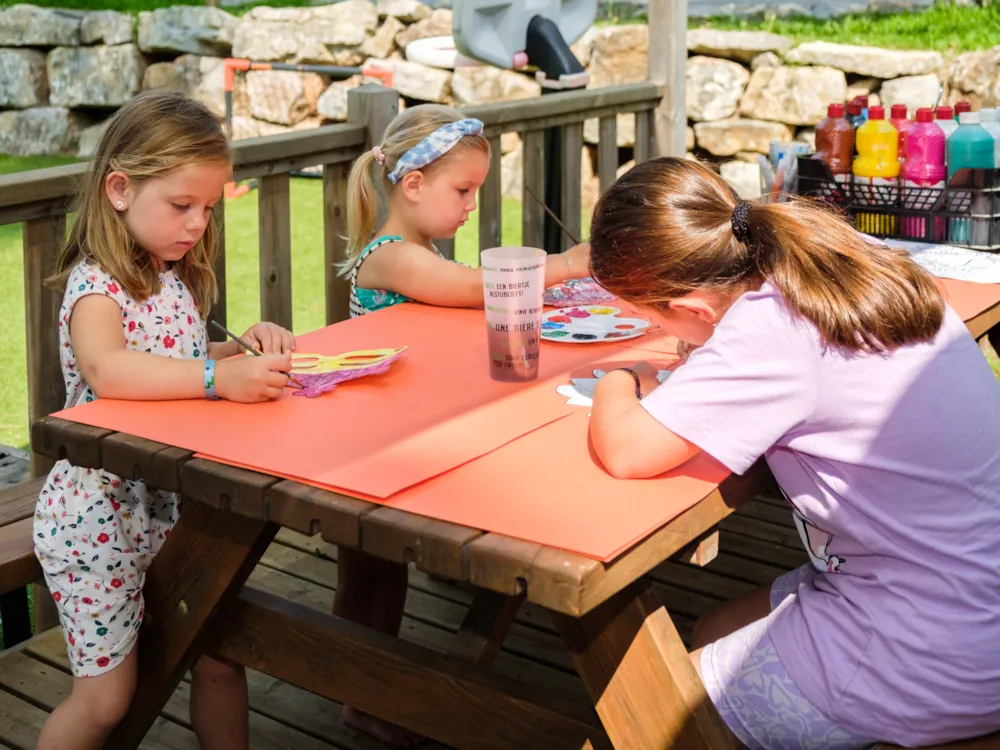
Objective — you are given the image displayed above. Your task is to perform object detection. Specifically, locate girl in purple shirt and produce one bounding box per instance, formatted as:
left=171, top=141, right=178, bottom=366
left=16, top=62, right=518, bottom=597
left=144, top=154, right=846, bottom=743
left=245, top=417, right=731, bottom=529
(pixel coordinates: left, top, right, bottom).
left=587, top=157, right=1000, bottom=748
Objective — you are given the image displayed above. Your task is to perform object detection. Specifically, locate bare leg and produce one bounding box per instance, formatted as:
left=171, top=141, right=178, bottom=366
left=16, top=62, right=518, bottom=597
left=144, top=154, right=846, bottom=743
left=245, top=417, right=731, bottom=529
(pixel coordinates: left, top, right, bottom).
left=690, top=582, right=772, bottom=651
left=334, top=546, right=420, bottom=747
left=37, top=649, right=137, bottom=750
left=190, top=654, right=249, bottom=750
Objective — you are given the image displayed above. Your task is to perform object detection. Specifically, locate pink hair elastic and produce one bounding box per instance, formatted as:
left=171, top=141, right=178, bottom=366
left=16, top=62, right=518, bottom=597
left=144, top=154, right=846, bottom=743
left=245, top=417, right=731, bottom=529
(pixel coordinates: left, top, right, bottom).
left=372, top=146, right=385, bottom=165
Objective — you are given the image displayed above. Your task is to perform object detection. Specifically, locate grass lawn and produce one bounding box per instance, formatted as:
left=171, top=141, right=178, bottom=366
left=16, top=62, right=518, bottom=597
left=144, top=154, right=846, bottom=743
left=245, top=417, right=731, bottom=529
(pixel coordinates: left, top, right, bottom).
left=7, top=0, right=1000, bottom=53
left=691, top=0, right=1000, bottom=53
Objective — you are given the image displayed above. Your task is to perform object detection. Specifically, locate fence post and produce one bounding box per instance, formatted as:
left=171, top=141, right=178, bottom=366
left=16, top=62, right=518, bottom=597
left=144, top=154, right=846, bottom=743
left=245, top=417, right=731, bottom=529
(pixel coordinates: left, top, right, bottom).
left=348, top=83, right=400, bottom=226
left=648, top=0, right=688, bottom=158
left=23, top=214, right=67, bottom=635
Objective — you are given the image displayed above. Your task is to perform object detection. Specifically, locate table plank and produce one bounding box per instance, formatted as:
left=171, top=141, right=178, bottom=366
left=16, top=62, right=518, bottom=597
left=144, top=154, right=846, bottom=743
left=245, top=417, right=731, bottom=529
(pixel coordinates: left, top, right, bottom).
left=361, top=507, right=483, bottom=581
left=465, top=460, right=767, bottom=616
left=266, top=480, right=376, bottom=549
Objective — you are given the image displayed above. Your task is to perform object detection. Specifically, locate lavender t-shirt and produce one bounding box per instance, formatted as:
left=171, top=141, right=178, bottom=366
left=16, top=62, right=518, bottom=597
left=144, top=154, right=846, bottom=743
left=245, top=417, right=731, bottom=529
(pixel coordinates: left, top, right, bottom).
left=641, top=282, right=1000, bottom=744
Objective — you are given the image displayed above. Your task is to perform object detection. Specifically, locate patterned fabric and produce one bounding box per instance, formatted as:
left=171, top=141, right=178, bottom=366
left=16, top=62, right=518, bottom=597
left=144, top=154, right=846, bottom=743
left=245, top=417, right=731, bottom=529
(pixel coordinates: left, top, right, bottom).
left=387, top=118, right=483, bottom=184
left=34, top=260, right=208, bottom=677
left=348, top=235, right=411, bottom=318
left=700, top=565, right=877, bottom=750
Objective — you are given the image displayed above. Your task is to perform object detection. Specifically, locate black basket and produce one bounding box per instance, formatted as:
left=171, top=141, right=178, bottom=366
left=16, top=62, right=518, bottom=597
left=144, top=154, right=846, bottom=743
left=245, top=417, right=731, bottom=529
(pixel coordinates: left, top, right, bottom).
left=795, top=156, right=1000, bottom=251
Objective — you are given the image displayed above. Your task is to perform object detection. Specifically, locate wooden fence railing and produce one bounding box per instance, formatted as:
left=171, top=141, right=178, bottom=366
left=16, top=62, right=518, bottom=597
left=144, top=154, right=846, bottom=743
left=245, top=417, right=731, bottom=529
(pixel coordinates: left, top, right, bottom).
left=0, top=80, right=666, bottom=474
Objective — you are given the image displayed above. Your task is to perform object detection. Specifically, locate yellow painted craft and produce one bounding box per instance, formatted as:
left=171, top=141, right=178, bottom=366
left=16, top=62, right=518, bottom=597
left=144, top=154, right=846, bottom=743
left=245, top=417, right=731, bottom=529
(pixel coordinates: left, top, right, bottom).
left=289, top=347, right=408, bottom=375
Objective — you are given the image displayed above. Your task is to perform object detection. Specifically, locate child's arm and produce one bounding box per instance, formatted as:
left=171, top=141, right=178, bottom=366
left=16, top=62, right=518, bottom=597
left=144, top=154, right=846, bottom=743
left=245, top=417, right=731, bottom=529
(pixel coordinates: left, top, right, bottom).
left=71, top=295, right=291, bottom=403
left=590, top=365, right=701, bottom=479
left=361, top=241, right=591, bottom=309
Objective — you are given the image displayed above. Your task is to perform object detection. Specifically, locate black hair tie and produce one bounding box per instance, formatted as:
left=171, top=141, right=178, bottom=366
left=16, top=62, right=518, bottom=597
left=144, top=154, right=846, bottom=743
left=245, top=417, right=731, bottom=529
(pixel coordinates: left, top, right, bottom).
left=731, top=200, right=753, bottom=246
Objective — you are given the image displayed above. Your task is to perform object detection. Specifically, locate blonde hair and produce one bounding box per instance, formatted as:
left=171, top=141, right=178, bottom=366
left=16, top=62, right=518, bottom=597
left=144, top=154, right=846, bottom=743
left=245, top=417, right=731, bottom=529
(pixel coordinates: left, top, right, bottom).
left=339, top=104, right=490, bottom=275
left=49, top=90, right=231, bottom=317
left=589, top=157, right=944, bottom=352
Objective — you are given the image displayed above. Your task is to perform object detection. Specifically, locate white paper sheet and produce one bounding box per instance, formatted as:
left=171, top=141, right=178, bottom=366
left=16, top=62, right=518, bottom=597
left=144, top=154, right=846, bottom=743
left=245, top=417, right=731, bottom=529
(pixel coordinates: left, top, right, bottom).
left=883, top=240, right=1000, bottom=284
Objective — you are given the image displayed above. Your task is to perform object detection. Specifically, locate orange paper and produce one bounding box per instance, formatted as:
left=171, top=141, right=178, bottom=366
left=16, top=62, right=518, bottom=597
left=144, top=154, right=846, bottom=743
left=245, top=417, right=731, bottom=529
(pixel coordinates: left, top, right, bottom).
left=939, top=277, right=1000, bottom=325
left=54, top=305, right=664, bottom=499
left=197, top=412, right=730, bottom=562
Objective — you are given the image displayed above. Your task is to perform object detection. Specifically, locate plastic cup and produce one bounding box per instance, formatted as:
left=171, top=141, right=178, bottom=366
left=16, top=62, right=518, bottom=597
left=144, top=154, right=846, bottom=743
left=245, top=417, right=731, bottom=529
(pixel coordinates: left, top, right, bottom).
left=481, top=246, right=546, bottom=382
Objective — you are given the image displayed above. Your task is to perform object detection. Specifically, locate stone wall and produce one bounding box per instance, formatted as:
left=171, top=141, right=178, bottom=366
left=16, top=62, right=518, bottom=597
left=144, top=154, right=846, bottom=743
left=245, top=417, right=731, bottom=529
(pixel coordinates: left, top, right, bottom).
left=2, top=2, right=998, bottom=201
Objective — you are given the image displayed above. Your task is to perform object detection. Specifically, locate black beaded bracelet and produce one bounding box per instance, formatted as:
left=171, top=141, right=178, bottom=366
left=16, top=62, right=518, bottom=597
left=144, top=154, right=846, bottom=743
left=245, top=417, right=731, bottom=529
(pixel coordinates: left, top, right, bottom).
left=612, top=368, right=643, bottom=400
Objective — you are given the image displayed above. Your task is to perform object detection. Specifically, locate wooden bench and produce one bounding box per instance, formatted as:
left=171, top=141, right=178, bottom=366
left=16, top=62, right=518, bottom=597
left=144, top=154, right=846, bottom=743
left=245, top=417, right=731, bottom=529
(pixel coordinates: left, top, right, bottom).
left=0, top=477, right=45, bottom=649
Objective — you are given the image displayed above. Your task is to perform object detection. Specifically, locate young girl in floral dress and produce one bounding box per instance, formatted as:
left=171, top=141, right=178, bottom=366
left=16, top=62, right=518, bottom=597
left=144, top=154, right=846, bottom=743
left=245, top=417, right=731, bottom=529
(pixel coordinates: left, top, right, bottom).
left=34, top=90, right=295, bottom=750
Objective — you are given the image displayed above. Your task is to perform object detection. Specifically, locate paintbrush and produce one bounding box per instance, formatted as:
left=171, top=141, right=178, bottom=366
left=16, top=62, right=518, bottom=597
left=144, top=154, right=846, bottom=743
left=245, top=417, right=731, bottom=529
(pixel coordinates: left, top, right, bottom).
left=524, top=185, right=582, bottom=247
left=209, top=319, right=304, bottom=389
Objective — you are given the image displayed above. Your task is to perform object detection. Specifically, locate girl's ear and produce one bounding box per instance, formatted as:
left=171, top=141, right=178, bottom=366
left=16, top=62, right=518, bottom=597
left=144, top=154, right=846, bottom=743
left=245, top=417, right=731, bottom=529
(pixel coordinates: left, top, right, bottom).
left=667, top=294, right=720, bottom=326
left=105, top=170, right=133, bottom=212
left=398, top=170, right=424, bottom=201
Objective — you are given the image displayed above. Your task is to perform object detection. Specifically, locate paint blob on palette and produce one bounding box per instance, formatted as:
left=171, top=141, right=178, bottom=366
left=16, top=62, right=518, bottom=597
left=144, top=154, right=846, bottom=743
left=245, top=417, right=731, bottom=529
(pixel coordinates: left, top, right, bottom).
left=541, top=306, right=650, bottom=344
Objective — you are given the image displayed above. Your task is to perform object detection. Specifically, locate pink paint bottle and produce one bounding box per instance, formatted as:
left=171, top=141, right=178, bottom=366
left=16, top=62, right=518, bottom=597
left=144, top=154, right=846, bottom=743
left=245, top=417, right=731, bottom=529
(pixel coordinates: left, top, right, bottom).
left=901, top=107, right=946, bottom=240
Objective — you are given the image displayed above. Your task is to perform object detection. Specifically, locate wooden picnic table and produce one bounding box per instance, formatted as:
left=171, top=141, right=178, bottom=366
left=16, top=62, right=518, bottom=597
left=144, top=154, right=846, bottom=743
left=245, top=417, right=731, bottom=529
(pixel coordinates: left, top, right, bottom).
left=30, top=277, right=1000, bottom=750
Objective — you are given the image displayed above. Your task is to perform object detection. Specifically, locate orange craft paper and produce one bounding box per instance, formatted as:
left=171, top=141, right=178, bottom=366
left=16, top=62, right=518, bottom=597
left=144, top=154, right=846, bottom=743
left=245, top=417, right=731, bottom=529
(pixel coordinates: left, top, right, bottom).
left=198, top=412, right=730, bottom=562
left=939, top=277, right=1000, bottom=324
left=53, top=304, right=669, bottom=499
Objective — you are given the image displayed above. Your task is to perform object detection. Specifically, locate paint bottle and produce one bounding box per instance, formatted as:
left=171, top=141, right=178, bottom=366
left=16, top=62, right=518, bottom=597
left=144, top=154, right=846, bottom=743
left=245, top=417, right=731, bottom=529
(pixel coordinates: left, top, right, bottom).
left=954, top=101, right=972, bottom=121
left=978, top=107, right=1000, bottom=166
left=853, top=94, right=870, bottom=122
left=946, top=111, right=994, bottom=245
left=889, top=104, right=912, bottom=161
left=935, top=106, right=959, bottom=156
left=853, top=105, right=899, bottom=235
left=846, top=100, right=866, bottom=130
left=815, top=102, right=855, bottom=185
left=901, top=107, right=946, bottom=241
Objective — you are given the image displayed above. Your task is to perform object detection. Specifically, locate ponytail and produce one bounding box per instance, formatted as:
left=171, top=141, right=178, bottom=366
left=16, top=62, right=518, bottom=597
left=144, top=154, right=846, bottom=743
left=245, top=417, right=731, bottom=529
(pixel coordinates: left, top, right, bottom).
left=748, top=201, right=943, bottom=351
left=588, top=157, right=944, bottom=353
left=339, top=149, right=381, bottom=276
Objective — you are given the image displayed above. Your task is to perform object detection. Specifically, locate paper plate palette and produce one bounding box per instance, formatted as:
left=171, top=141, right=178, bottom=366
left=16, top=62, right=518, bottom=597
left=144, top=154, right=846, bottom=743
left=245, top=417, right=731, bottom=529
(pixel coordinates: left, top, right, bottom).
left=541, top=306, right=650, bottom=344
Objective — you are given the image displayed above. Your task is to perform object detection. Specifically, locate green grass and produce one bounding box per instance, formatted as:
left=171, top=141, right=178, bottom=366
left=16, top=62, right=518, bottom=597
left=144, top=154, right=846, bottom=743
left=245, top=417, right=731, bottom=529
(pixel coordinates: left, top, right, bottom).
left=687, top=0, right=1000, bottom=53
left=1, top=0, right=313, bottom=15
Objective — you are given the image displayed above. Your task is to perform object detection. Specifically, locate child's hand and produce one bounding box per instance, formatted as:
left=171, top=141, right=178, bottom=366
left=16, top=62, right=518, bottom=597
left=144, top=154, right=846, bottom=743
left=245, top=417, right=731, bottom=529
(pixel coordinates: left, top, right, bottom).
left=562, top=242, right=591, bottom=279
left=242, top=322, right=295, bottom=354
left=675, top=340, right=699, bottom=366
left=216, top=353, right=291, bottom=403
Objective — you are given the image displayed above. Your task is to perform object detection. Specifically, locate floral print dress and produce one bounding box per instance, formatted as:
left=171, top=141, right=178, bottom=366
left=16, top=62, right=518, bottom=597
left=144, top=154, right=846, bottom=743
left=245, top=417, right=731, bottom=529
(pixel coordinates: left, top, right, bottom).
left=33, top=260, right=208, bottom=677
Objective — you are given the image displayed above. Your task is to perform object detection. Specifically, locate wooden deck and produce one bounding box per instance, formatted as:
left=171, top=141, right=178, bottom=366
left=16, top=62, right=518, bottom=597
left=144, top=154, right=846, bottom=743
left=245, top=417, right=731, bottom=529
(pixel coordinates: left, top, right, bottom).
left=0, top=489, right=805, bottom=750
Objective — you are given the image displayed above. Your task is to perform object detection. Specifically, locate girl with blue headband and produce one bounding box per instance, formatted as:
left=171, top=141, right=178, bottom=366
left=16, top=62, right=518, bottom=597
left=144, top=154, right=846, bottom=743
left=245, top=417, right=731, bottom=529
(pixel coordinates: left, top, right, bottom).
left=339, top=103, right=590, bottom=317
left=335, top=104, right=589, bottom=746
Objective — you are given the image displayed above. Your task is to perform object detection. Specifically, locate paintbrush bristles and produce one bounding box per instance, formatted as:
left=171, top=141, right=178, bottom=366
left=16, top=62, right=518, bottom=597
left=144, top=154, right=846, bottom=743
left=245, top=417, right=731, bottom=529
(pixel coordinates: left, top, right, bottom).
left=524, top=186, right=582, bottom=247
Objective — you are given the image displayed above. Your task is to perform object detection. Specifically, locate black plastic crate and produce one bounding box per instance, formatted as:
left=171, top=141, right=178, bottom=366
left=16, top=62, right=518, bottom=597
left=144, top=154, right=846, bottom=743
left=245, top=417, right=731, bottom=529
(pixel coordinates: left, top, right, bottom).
left=795, top=156, right=1000, bottom=251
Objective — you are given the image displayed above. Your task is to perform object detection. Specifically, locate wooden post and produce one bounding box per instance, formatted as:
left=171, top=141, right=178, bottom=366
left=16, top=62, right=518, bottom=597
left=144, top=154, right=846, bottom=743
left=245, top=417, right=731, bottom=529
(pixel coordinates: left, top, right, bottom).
left=23, top=216, right=65, bottom=479
left=648, top=0, right=688, bottom=158
left=479, top=135, right=503, bottom=251
left=208, top=201, right=227, bottom=339
left=522, top=130, right=546, bottom=250
left=596, top=117, right=618, bottom=194
left=348, top=83, right=400, bottom=236
left=258, top=173, right=293, bottom=330
left=323, top=163, right=351, bottom=325
left=560, top=123, right=583, bottom=251
left=23, top=215, right=66, bottom=634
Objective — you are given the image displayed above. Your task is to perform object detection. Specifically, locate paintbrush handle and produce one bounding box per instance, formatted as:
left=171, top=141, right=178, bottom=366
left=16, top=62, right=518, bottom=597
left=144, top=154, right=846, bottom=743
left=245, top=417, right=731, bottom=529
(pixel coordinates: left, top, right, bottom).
left=209, top=319, right=303, bottom=389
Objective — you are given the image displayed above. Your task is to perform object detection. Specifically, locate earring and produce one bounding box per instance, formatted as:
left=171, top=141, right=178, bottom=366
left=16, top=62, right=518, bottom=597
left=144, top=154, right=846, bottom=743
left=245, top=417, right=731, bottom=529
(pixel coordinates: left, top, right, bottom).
left=116, top=201, right=124, bottom=210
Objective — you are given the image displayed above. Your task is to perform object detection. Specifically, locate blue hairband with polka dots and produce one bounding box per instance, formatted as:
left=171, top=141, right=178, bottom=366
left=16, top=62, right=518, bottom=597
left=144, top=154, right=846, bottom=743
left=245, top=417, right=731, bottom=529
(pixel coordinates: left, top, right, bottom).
left=386, top=118, right=484, bottom=184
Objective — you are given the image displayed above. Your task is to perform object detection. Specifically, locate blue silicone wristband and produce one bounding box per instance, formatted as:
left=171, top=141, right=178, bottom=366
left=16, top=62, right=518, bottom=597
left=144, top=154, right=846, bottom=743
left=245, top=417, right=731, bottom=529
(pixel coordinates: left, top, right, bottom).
left=204, top=359, right=220, bottom=400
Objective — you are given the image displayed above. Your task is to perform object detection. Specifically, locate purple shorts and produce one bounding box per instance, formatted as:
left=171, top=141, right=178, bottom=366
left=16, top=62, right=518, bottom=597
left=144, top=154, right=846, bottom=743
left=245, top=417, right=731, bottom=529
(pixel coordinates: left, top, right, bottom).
left=699, top=565, right=877, bottom=750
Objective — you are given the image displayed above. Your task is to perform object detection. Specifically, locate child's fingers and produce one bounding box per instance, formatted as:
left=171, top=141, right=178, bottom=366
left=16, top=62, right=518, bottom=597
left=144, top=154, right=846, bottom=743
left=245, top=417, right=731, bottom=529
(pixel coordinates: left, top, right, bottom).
left=282, top=330, right=296, bottom=353
left=263, top=386, right=284, bottom=400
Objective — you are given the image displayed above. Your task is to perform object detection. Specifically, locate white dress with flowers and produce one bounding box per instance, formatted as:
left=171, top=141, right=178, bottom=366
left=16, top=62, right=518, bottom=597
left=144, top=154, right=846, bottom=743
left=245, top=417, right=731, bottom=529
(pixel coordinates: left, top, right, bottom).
left=33, top=260, right=208, bottom=677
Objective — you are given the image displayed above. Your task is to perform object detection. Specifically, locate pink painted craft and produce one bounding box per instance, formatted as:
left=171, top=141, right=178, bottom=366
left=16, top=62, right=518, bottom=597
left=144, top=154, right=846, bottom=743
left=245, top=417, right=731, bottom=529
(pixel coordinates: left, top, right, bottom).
left=289, top=348, right=407, bottom=398
left=543, top=278, right=616, bottom=307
